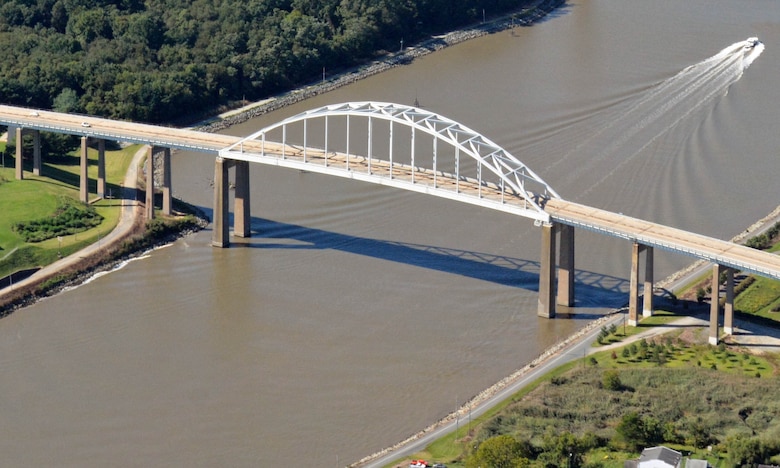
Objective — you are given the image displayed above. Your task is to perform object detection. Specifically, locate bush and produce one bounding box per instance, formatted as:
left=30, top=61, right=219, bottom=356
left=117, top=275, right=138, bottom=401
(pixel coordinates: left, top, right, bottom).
left=603, top=370, right=622, bottom=391
left=466, top=434, right=533, bottom=468
left=696, top=288, right=707, bottom=303
left=13, top=198, right=103, bottom=242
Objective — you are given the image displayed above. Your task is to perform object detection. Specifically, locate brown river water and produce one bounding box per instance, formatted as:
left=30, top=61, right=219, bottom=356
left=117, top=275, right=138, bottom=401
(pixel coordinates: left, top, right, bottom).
left=1, top=1, right=779, bottom=466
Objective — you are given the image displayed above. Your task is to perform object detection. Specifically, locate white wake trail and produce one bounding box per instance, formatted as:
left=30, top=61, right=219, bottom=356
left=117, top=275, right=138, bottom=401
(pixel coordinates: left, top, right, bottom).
left=541, top=38, right=764, bottom=198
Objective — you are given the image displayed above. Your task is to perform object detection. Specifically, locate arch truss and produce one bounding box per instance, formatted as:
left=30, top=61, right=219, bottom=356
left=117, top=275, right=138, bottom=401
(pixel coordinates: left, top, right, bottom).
left=220, top=101, right=560, bottom=222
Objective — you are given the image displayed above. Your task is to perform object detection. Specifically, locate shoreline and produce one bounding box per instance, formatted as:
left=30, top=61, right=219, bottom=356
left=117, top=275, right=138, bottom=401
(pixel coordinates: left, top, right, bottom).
left=2, top=0, right=778, bottom=465
left=0, top=146, right=208, bottom=317
left=195, top=0, right=565, bottom=133
left=0, top=0, right=565, bottom=313
left=353, top=204, right=780, bottom=467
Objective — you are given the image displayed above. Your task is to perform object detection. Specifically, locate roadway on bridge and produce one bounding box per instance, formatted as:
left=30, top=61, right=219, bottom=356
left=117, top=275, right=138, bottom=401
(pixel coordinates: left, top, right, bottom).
left=2, top=103, right=780, bottom=286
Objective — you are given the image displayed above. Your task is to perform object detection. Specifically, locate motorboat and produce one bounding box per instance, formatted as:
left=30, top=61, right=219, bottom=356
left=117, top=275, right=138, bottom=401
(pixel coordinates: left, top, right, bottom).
left=744, top=37, right=760, bottom=49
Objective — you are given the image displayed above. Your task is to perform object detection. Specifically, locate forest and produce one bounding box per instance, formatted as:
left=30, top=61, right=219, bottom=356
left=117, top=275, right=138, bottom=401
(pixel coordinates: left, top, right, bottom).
left=0, top=0, right=530, bottom=123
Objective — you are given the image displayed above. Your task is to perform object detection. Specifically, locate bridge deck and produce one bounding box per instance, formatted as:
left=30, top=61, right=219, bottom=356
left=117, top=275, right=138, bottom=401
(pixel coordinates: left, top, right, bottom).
left=1, top=103, right=778, bottom=281
left=545, top=198, right=780, bottom=279
left=0, top=104, right=237, bottom=152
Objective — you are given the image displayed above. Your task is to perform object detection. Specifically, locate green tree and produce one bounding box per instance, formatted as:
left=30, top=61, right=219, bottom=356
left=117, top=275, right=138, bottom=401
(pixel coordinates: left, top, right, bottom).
left=615, top=412, right=646, bottom=451
left=541, top=431, right=586, bottom=467
left=467, top=434, right=532, bottom=468
left=725, top=434, right=768, bottom=466
left=53, top=87, right=80, bottom=113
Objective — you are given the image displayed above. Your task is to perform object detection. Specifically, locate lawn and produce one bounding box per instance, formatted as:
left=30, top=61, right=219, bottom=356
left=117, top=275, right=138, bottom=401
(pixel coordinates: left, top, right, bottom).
left=0, top=143, right=140, bottom=278
left=736, top=276, right=780, bottom=320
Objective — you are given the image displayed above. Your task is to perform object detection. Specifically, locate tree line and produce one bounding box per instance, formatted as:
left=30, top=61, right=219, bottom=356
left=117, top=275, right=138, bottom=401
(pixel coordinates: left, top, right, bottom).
left=0, top=0, right=530, bottom=123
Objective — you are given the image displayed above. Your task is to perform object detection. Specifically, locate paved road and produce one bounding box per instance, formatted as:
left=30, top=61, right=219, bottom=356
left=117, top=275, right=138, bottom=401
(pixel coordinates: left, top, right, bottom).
left=354, top=312, right=624, bottom=468
left=357, top=293, right=780, bottom=467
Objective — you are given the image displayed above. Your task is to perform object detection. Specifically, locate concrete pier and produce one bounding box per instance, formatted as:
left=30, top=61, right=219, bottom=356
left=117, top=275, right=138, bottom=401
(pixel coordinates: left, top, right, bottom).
left=233, top=160, right=251, bottom=238
left=145, top=146, right=173, bottom=219
left=146, top=146, right=155, bottom=220
left=14, top=127, right=23, bottom=180
left=80, top=136, right=89, bottom=203
left=538, top=222, right=577, bottom=318
left=643, top=246, right=654, bottom=317
left=161, top=147, right=172, bottom=215
left=212, top=157, right=230, bottom=247
left=628, top=243, right=654, bottom=326
left=709, top=264, right=735, bottom=345
left=538, top=223, right=557, bottom=318
left=97, top=139, right=106, bottom=198
left=212, top=157, right=252, bottom=247
left=723, top=267, right=734, bottom=335
left=557, top=224, right=575, bottom=307
left=32, top=130, right=41, bottom=176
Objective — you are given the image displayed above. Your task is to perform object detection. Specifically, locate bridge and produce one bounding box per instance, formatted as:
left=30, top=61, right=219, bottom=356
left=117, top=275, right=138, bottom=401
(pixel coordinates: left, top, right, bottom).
left=2, top=102, right=779, bottom=345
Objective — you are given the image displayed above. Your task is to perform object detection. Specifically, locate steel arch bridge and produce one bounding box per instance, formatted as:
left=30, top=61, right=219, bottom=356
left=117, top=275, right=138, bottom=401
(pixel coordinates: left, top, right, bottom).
left=219, top=101, right=560, bottom=224
left=3, top=101, right=780, bottom=339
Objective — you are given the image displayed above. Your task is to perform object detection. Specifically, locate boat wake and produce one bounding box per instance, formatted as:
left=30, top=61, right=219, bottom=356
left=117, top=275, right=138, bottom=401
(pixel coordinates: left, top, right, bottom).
left=540, top=38, right=764, bottom=202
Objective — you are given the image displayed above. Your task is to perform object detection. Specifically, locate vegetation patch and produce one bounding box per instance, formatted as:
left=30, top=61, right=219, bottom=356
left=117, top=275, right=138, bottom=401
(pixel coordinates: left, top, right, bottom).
left=0, top=0, right=557, bottom=123
left=13, top=196, right=103, bottom=242
left=736, top=276, right=780, bottom=319
left=0, top=212, right=207, bottom=317
left=411, top=336, right=780, bottom=468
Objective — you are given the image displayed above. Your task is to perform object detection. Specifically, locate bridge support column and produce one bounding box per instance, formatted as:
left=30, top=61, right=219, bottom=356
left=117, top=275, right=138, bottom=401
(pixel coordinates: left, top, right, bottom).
left=97, top=139, right=106, bottom=198
left=709, top=264, right=723, bottom=345
left=628, top=243, right=654, bottom=326
left=80, top=136, right=89, bottom=203
left=643, top=246, right=654, bottom=317
left=32, top=130, right=41, bottom=176
left=557, top=224, right=575, bottom=307
left=233, top=160, right=251, bottom=238
left=212, top=157, right=230, bottom=247
left=15, top=127, right=23, bottom=180
left=161, top=147, right=172, bottom=215
left=145, top=146, right=155, bottom=220
left=538, top=222, right=557, bottom=318
left=724, top=267, right=734, bottom=336
left=709, top=264, right=735, bottom=344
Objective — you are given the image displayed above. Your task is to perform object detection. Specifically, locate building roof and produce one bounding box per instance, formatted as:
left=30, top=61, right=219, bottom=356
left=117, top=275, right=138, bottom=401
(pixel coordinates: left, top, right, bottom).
left=685, top=459, right=709, bottom=468
left=639, top=446, right=683, bottom=468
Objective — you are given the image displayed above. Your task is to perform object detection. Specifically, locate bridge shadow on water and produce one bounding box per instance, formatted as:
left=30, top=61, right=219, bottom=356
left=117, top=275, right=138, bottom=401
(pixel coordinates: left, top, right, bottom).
left=210, top=214, right=632, bottom=317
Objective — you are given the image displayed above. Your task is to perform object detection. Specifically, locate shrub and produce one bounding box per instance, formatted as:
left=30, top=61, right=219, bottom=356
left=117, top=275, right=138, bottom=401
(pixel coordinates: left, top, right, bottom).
left=603, top=370, right=622, bottom=391
left=13, top=198, right=103, bottom=242
left=614, top=412, right=646, bottom=451
left=696, top=288, right=706, bottom=303
left=466, top=434, right=532, bottom=468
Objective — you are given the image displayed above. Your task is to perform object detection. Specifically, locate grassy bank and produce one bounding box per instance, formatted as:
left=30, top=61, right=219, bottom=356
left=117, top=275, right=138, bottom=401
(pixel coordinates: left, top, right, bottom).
left=399, top=331, right=780, bottom=468
left=391, top=227, right=780, bottom=467
left=0, top=141, right=208, bottom=315
left=0, top=143, right=136, bottom=279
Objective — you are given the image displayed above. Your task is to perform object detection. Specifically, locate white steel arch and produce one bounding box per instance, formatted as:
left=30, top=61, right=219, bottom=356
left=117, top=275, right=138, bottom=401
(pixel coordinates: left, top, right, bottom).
left=220, top=101, right=560, bottom=223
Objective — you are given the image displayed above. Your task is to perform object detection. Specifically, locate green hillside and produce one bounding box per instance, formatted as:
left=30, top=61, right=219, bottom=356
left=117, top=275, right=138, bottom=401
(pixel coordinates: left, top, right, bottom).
left=0, top=0, right=545, bottom=123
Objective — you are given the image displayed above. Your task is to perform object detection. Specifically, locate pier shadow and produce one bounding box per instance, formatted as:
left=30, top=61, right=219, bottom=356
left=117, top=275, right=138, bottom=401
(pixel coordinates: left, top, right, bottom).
left=205, top=213, right=637, bottom=316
